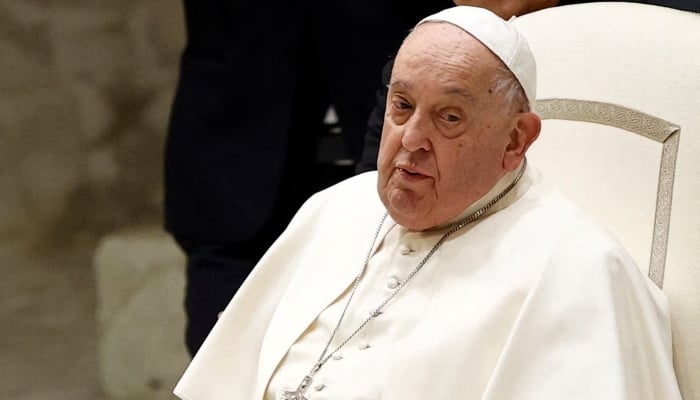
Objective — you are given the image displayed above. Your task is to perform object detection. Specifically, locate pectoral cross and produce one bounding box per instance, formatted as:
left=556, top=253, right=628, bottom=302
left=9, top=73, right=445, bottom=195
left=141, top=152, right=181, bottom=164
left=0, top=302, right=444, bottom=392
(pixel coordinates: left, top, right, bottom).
left=280, top=375, right=312, bottom=400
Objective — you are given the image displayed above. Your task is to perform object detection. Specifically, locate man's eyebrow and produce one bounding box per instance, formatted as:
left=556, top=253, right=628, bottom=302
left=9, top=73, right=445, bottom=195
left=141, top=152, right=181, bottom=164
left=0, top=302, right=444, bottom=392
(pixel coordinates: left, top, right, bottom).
left=388, top=79, right=474, bottom=101
left=444, top=87, right=474, bottom=101
left=388, top=79, right=410, bottom=91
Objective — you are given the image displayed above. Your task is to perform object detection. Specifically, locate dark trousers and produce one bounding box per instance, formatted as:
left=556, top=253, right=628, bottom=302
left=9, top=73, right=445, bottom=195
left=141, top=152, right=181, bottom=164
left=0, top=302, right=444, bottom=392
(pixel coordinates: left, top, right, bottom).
left=177, top=240, right=253, bottom=355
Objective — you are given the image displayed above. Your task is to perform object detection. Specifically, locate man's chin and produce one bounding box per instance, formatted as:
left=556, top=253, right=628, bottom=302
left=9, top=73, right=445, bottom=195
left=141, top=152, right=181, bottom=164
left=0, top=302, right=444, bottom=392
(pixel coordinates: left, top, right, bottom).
left=385, top=193, right=433, bottom=230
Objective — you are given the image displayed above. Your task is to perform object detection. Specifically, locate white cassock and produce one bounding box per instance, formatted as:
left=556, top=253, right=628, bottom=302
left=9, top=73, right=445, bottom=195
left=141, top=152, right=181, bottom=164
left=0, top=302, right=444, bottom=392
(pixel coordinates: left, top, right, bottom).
left=174, top=165, right=681, bottom=400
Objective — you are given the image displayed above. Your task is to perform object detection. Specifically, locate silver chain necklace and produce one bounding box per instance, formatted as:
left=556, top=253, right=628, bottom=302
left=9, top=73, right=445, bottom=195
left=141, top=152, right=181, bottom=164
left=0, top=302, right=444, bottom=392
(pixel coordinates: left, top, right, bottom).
left=281, top=159, right=527, bottom=400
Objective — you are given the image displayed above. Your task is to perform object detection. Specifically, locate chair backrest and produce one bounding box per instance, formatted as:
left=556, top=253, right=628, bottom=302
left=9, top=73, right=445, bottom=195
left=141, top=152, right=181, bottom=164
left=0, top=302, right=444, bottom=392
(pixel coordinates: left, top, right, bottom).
left=512, top=3, right=700, bottom=398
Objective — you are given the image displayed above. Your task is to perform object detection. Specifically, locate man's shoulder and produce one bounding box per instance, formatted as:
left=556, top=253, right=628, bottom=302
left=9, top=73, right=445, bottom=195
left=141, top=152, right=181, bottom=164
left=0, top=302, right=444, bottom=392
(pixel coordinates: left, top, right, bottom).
left=516, top=175, right=654, bottom=288
left=504, top=172, right=641, bottom=270
left=304, top=171, right=380, bottom=209
left=512, top=170, right=617, bottom=242
left=285, top=171, right=383, bottom=232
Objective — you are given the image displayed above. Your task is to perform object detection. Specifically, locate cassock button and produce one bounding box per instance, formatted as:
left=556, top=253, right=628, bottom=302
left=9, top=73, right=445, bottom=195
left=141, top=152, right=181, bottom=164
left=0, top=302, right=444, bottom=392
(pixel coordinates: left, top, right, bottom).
left=314, top=383, right=325, bottom=391
left=332, top=353, right=343, bottom=361
left=358, top=342, right=370, bottom=350
left=369, top=309, right=383, bottom=317
left=387, top=277, right=399, bottom=289
left=399, top=244, right=412, bottom=255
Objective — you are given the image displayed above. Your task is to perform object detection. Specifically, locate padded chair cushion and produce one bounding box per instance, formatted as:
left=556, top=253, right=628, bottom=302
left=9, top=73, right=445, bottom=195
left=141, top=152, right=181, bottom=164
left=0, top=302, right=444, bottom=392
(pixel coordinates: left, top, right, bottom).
left=513, top=3, right=700, bottom=398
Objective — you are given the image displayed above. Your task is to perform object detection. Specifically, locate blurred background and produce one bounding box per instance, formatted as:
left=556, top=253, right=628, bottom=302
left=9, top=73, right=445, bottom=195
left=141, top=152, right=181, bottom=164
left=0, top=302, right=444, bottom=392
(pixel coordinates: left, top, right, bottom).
left=0, top=1, right=189, bottom=399
left=2, top=1, right=698, bottom=400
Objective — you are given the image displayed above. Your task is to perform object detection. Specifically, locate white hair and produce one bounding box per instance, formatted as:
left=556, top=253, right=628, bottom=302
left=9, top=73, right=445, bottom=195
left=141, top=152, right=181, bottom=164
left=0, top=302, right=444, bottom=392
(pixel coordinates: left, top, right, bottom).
left=492, top=65, right=530, bottom=113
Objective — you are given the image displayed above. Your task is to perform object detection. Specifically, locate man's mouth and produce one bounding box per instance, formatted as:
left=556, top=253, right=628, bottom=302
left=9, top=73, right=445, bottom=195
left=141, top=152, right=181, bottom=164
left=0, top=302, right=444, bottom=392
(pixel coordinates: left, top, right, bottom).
left=396, top=166, right=430, bottom=180
left=398, top=168, right=420, bottom=176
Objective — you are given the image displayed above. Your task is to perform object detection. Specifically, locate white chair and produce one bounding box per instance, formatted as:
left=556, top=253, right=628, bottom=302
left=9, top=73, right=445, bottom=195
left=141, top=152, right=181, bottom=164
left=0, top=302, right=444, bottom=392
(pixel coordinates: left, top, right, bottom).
left=513, top=3, right=700, bottom=398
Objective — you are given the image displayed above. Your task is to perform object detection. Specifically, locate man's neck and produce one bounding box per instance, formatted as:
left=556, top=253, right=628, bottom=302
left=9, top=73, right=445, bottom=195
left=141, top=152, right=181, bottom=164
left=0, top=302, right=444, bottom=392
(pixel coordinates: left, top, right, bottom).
left=432, top=160, right=529, bottom=231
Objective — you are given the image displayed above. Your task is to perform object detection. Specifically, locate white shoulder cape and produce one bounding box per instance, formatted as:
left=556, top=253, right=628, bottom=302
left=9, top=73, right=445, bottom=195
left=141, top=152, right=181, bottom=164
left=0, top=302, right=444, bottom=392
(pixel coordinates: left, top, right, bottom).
left=174, top=170, right=680, bottom=400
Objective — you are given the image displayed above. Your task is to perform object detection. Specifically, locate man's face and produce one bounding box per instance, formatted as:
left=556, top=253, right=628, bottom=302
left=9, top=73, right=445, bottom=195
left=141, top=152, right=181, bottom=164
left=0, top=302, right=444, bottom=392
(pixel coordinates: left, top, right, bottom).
left=377, top=22, right=517, bottom=231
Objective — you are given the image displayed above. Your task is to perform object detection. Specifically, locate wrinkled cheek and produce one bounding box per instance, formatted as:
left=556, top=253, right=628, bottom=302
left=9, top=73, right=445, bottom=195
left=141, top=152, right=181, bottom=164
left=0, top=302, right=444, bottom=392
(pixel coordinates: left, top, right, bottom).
left=377, top=169, right=393, bottom=194
left=377, top=147, right=393, bottom=172
left=378, top=127, right=403, bottom=162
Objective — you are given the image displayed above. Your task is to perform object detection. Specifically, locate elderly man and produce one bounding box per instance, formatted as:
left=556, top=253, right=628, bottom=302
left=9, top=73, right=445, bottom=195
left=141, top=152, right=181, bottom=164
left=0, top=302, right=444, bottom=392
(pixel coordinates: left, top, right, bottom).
left=174, top=6, right=681, bottom=400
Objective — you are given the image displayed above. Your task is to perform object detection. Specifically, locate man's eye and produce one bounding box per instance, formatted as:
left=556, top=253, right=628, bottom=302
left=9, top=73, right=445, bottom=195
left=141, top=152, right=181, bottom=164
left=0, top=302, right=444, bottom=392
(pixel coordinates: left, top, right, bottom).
left=443, top=113, right=460, bottom=122
left=393, top=100, right=411, bottom=110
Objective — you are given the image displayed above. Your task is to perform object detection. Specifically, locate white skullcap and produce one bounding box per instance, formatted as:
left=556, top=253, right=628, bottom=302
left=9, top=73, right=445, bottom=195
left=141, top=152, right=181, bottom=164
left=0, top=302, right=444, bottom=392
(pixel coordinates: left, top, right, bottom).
left=417, top=6, right=537, bottom=108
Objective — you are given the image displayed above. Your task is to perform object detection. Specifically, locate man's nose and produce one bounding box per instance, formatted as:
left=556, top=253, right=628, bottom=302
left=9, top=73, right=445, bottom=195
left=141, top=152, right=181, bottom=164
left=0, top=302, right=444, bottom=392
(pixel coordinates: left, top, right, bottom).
left=401, top=112, right=432, bottom=152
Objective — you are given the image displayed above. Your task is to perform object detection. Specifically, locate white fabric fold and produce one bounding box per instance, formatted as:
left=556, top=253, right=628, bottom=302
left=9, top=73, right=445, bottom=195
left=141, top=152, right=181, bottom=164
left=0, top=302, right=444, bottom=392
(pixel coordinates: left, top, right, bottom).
left=174, top=167, right=680, bottom=400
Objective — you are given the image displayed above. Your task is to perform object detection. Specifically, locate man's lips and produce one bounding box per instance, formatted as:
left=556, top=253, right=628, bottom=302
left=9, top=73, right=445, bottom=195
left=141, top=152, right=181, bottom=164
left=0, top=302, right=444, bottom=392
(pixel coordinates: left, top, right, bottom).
left=395, top=165, right=431, bottom=179
left=398, top=167, right=421, bottom=176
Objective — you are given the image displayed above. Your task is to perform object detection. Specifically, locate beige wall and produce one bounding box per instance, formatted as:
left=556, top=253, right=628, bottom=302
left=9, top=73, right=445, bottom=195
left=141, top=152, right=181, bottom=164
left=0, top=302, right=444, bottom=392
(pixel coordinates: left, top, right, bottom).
left=0, top=0, right=185, bottom=250
left=1, top=2, right=187, bottom=398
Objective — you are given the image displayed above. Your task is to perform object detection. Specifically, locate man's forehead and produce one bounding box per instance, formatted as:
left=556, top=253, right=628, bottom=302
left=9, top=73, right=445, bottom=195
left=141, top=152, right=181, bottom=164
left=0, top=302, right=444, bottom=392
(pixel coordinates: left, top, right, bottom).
left=413, top=6, right=537, bottom=106
left=398, top=22, right=496, bottom=68
left=404, top=22, right=482, bottom=51
left=393, top=24, right=497, bottom=84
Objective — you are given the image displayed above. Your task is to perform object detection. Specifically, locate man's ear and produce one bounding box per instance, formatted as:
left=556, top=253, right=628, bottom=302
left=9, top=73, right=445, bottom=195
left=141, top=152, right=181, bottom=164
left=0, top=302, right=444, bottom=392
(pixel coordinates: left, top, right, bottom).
left=503, top=112, right=541, bottom=170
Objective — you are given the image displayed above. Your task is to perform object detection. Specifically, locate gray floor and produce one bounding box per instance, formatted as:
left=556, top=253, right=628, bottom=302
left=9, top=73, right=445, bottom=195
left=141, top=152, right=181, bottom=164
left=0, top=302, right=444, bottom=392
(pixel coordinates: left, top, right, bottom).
left=1, top=240, right=105, bottom=400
